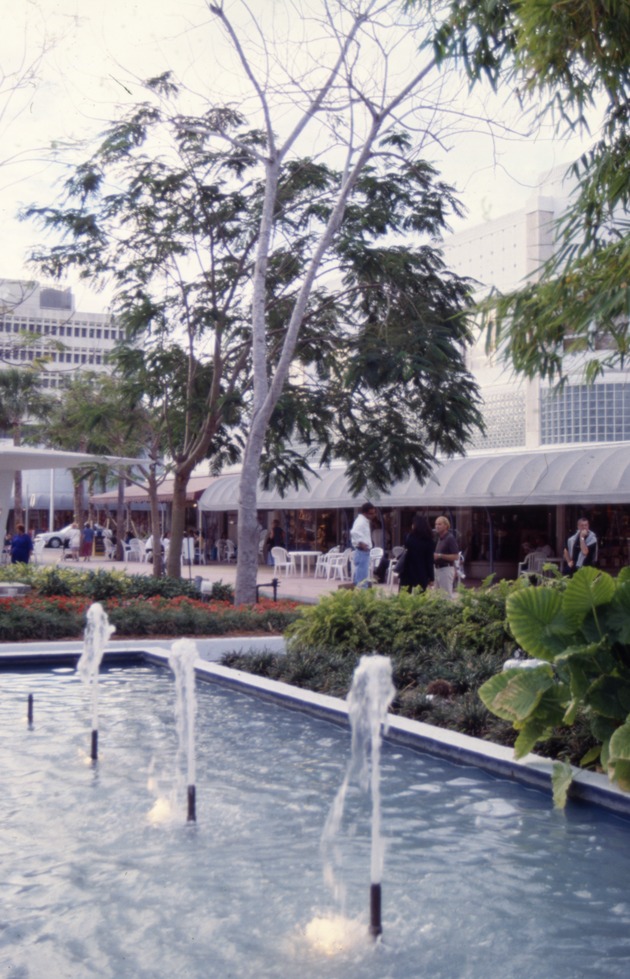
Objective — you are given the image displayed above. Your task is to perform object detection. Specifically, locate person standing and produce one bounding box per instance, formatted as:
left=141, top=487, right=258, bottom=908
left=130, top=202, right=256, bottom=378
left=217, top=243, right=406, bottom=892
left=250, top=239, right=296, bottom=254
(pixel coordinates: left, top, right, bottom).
left=398, top=515, right=434, bottom=592
left=10, top=524, right=33, bottom=564
left=350, top=502, right=376, bottom=588
left=68, top=522, right=81, bottom=561
left=434, top=515, right=459, bottom=598
left=81, top=522, right=95, bottom=561
left=563, top=518, right=598, bottom=575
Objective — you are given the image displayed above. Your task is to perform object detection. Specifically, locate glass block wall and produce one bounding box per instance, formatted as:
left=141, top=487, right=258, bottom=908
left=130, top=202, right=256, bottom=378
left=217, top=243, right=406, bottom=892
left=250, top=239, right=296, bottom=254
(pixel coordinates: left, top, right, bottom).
left=541, top=383, right=630, bottom=444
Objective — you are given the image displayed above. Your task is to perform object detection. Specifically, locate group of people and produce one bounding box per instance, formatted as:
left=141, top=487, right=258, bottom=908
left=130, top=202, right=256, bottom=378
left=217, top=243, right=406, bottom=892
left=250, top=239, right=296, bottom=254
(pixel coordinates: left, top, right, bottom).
left=350, top=504, right=600, bottom=597
left=67, top=522, right=97, bottom=561
left=350, top=503, right=461, bottom=598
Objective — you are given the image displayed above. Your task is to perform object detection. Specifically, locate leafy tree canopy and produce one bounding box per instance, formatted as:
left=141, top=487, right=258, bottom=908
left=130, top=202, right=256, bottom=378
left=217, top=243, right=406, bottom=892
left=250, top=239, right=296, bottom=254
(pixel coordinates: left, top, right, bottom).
left=26, top=75, right=484, bottom=497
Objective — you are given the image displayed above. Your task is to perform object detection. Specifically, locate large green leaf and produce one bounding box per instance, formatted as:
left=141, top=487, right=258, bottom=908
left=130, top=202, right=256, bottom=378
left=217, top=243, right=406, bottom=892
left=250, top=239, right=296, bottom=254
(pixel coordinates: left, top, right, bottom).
left=506, top=588, right=569, bottom=660
left=600, top=581, right=630, bottom=646
left=586, top=676, right=630, bottom=721
left=609, top=758, right=630, bottom=792
left=579, top=744, right=601, bottom=768
left=590, top=715, right=618, bottom=745
left=609, top=718, right=630, bottom=762
left=555, top=640, right=614, bottom=699
left=514, top=716, right=554, bottom=758
left=494, top=668, right=556, bottom=722
left=552, top=761, right=574, bottom=809
left=479, top=665, right=553, bottom=722
left=512, top=686, right=568, bottom=758
left=562, top=567, right=615, bottom=633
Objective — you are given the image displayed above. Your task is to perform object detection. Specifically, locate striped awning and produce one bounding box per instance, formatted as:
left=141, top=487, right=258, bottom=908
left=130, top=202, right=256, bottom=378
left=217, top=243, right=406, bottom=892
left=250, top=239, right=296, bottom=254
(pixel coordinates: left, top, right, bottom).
left=197, top=444, right=630, bottom=511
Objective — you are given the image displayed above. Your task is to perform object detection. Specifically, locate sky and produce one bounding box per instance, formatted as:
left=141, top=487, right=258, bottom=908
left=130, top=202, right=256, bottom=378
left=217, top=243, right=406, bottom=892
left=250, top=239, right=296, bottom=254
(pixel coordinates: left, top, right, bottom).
left=1, top=0, right=602, bottom=313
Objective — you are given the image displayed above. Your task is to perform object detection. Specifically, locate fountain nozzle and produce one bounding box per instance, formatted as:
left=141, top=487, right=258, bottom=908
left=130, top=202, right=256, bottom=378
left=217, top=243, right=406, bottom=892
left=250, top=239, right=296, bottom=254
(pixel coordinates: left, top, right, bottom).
left=187, top=784, right=196, bottom=822
left=369, top=882, right=382, bottom=939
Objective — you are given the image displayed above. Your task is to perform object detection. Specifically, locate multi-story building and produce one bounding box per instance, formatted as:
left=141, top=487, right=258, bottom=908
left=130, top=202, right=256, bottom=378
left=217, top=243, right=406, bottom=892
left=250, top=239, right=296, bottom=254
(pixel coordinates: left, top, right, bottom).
left=0, top=278, right=126, bottom=532
left=0, top=278, right=124, bottom=389
left=442, top=165, right=630, bottom=454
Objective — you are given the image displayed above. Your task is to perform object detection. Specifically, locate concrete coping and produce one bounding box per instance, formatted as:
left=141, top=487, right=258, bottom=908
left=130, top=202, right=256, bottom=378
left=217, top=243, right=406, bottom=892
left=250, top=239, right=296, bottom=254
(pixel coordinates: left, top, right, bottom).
left=0, top=583, right=31, bottom=596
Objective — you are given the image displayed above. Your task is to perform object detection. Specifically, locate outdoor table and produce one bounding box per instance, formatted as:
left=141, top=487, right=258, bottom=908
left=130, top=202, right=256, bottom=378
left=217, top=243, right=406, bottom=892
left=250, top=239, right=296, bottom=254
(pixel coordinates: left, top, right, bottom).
left=288, top=550, right=322, bottom=576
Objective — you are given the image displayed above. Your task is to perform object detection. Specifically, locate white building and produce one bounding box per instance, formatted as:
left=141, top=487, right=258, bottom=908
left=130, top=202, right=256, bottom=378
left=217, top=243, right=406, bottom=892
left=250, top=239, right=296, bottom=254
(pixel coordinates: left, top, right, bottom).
left=0, top=278, right=124, bottom=389
left=0, top=279, right=126, bottom=531
left=442, top=165, right=630, bottom=454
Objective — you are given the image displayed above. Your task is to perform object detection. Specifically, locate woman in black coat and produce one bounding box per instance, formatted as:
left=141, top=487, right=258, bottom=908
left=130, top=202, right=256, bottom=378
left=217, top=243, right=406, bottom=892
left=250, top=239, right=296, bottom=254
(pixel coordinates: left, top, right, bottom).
left=398, top=515, right=434, bottom=591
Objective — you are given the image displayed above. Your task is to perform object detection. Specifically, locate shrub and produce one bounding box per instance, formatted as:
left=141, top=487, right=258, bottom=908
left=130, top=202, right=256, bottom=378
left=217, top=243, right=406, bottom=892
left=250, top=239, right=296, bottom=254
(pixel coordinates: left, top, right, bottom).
left=0, top=593, right=299, bottom=642
left=0, top=564, right=219, bottom=602
left=479, top=566, right=630, bottom=803
left=226, top=582, right=521, bottom=743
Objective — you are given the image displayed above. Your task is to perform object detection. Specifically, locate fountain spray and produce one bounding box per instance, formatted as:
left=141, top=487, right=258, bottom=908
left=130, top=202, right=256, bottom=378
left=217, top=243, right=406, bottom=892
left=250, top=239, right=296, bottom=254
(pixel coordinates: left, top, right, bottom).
left=168, top=639, right=198, bottom=822
left=322, top=654, right=395, bottom=941
left=77, top=603, right=115, bottom=761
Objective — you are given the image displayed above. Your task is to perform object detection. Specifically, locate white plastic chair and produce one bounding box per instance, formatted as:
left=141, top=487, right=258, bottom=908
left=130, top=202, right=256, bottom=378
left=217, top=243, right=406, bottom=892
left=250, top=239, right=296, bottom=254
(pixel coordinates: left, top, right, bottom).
left=518, top=551, right=561, bottom=580
left=387, top=546, right=405, bottom=587
left=31, top=538, right=47, bottom=564
left=314, top=546, right=339, bottom=578
left=326, top=548, right=352, bottom=581
left=518, top=552, right=543, bottom=578
left=125, top=538, right=145, bottom=563
left=271, top=546, right=296, bottom=576
left=224, top=540, right=236, bottom=564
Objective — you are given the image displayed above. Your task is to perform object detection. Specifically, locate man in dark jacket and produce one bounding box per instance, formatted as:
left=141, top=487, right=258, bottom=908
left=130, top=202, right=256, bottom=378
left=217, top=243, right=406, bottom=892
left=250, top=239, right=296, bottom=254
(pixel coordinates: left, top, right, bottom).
left=11, top=524, right=33, bottom=564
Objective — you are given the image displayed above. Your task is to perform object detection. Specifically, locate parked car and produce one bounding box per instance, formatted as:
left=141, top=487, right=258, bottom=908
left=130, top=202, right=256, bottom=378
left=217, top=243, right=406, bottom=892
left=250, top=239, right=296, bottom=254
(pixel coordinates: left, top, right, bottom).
left=35, top=524, right=112, bottom=549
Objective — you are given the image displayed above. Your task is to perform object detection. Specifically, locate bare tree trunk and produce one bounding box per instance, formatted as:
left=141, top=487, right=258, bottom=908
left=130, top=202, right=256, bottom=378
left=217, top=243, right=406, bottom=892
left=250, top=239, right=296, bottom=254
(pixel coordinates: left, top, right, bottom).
left=235, top=444, right=263, bottom=602
left=116, top=476, right=126, bottom=560
left=72, top=475, right=85, bottom=525
left=13, top=469, right=24, bottom=527
left=148, top=468, right=163, bottom=578
left=167, top=471, right=190, bottom=577
left=12, top=428, right=23, bottom=526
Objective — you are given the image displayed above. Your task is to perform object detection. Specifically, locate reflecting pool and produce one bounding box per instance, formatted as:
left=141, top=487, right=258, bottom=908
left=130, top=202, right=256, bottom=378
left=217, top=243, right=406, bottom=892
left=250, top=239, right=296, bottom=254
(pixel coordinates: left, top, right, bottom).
left=3, top=666, right=630, bottom=978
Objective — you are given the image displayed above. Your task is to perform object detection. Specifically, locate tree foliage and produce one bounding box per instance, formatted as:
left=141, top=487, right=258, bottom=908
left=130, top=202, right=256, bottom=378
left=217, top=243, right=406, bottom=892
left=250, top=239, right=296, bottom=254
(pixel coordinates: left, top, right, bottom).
left=425, top=0, right=630, bottom=383
left=27, top=69, right=484, bottom=578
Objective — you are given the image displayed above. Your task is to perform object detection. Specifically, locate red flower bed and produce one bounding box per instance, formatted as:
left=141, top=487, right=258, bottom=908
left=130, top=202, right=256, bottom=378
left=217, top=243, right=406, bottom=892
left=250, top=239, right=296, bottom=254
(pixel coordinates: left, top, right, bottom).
left=0, top=593, right=302, bottom=642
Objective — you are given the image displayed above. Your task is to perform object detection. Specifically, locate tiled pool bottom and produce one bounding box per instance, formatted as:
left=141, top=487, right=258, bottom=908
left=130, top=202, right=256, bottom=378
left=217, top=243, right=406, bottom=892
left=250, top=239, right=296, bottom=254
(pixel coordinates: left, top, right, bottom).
left=3, top=664, right=630, bottom=979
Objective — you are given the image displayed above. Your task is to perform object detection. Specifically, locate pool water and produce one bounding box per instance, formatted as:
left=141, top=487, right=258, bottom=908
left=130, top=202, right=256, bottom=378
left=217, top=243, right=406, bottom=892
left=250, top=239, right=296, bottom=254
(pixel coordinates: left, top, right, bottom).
left=2, top=666, right=630, bottom=978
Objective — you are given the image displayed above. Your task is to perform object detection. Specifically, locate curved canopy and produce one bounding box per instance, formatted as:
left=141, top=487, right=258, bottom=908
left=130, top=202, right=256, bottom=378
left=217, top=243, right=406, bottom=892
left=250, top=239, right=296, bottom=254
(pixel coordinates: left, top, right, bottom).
left=0, top=443, right=144, bottom=539
left=0, top=444, right=142, bottom=472
left=197, top=444, right=630, bottom=511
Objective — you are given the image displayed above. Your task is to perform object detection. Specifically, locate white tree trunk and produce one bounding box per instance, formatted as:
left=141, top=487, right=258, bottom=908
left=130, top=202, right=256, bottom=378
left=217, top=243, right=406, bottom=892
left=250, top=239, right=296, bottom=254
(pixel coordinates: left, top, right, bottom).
left=221, top=1, right=438, bottom=604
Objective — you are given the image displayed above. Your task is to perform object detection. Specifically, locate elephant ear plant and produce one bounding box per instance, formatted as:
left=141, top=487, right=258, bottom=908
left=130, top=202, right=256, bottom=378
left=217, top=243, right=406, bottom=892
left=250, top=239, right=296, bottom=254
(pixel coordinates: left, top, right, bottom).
left=479, top=566, right=630, bottom=807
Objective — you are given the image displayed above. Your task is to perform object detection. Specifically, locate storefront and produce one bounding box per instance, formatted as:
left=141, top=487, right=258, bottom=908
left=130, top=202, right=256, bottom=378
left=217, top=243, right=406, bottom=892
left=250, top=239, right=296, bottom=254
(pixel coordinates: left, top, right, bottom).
left=197, top=444, right=630, bottom=579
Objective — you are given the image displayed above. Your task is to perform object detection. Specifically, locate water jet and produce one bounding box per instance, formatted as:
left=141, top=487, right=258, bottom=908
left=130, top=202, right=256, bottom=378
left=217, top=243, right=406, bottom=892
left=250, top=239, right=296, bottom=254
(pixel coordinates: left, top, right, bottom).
left=76, top=602, right=115, bottom=760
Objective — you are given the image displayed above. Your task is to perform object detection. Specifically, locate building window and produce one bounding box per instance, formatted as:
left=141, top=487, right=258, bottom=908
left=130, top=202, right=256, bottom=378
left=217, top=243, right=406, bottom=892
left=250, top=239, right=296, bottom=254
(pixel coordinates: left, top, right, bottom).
left=541, top=383, right=630, bottom=444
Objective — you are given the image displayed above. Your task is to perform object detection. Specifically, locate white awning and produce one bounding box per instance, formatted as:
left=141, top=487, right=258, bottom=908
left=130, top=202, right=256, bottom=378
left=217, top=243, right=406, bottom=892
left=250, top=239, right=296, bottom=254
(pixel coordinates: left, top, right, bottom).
left=197, top=444, right=630, bottom=511
left=0, top=444, right=143, bottom=471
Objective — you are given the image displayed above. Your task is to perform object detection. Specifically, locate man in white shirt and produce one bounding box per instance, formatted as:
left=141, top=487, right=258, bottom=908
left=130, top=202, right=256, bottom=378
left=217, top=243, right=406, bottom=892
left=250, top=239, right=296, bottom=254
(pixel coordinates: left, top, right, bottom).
left=350, top=502, right=376, bottom=587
